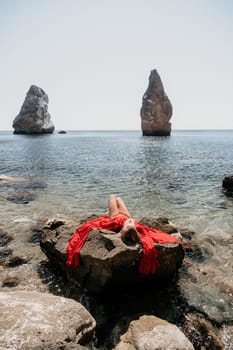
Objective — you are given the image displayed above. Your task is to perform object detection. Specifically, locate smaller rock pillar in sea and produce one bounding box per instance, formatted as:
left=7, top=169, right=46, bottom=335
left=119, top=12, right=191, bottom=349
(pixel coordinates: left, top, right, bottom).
left=140, top=69, right=172, bottom=136
left=12, top=85, right=55, bottom=134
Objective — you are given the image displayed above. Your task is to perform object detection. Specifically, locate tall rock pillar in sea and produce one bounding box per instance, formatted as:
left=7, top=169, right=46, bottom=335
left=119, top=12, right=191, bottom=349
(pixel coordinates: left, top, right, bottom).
left=140, top=69, right=172, bottom=136
left=12, top=85, right=55, bottom=134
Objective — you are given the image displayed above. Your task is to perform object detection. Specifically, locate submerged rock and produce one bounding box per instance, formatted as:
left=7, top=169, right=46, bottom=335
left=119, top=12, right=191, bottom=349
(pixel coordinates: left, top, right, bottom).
left=140, top=69, right=172, bottom=136
left=29, top=228, right=44, bottom=244
left=0, top=291, right=96, bottom=349
left=6, top=191, right=36, bottom=204
left=0, top=230, right=13, bottom=246
left=182, top=313, right=224, bottom=350
left=2, top=276, right=20, bottom=288
left=6, top=255, right=30, bottom=267
left=0, top=248, right=13, bottom=265
left=12, top=85, right=55, bottom=134
left=40, top=218, right=184, bottom=293
left=0, top=175, right=46, bottom=189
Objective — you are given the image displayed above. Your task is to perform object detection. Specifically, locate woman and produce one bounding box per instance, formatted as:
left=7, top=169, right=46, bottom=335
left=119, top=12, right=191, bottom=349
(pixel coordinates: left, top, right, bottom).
left=66, top=195, right=180, bottom=275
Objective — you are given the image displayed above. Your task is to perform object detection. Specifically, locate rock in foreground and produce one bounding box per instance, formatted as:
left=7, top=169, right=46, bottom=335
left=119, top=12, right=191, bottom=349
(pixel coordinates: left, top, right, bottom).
left=114, top=315, right=194, bottom=350
left=40, top=218, right=184, bottom=293
left=12, top=85, right=55, bottom=134
left=140, top=69, right=172, bottom=136
left=0, top=291, right=95, bottom=349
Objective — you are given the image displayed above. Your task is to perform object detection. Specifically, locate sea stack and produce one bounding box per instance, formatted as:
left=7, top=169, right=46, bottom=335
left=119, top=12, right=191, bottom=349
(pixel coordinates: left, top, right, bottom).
left=12, top=85, right=55, bottom=134
left=140, top=69, right=172, bottom=136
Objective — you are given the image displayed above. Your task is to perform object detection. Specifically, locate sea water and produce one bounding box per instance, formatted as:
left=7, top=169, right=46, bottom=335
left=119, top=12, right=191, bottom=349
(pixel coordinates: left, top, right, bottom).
left=1, top=130, right=233, bottom=222
left=0, top=130, right=233, bottom=342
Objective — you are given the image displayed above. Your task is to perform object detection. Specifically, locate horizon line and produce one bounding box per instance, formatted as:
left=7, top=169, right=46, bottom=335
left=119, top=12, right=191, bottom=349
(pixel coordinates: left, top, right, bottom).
left=1, top=128, right=233, bottom=132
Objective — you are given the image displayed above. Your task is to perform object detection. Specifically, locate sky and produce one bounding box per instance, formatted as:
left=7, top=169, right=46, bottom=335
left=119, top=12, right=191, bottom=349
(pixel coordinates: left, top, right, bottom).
left=0, top=0, right=233, bottom=131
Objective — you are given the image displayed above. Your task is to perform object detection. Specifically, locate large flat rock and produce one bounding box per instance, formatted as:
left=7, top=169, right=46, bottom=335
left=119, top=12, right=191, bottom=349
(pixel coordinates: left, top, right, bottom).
left=40, top=220, right=184, bottom=293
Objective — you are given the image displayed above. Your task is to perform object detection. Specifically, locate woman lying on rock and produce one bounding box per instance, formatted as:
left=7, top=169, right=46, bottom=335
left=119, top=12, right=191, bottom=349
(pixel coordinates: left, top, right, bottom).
left=66, top=194, right=180, bottom=275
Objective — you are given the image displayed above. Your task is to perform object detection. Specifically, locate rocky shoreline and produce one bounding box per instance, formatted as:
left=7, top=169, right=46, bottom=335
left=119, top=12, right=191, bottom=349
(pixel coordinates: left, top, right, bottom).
left=1, top=216, right=232, bottom=349
left=0, top=176, right=233, bottom=349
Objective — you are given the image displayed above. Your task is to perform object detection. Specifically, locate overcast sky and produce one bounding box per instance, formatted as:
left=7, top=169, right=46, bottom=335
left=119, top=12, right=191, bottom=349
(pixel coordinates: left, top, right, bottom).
left=1, top=0, right=233, bottom=131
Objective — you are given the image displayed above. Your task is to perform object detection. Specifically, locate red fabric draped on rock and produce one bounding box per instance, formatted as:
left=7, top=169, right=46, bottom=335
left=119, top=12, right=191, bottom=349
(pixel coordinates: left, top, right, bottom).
left=134, top=222, right=179, bottom=274
left=66, top=214, right=180, bottom=275
left=66, top=214, right=127, bottom=268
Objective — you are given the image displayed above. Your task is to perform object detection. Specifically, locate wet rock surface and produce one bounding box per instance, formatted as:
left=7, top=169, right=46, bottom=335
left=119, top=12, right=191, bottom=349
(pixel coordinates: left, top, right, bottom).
left=182, top=313, right=225, bottom=350
left=178, top=231, right=233, bottom=326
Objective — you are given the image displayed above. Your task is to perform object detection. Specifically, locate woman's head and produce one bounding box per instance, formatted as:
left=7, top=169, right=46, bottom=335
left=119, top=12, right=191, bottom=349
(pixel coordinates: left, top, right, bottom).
left=120, top=218, right=141, bottom=242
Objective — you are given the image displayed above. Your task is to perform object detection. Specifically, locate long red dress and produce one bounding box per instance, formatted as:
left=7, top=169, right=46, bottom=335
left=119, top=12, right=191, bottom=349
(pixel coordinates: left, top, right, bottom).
left=66, top=214, right=180, bottom=275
